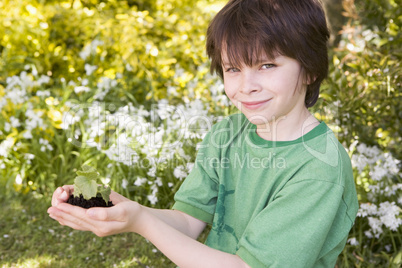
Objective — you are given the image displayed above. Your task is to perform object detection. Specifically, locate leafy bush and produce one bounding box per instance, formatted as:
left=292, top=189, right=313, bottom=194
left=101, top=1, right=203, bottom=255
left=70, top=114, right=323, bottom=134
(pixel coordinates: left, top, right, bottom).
left=0, top=0, right=400, bottom=266
left=0, top=0, right=228, bottom=204
left=322, top=0, right=401, bottom=266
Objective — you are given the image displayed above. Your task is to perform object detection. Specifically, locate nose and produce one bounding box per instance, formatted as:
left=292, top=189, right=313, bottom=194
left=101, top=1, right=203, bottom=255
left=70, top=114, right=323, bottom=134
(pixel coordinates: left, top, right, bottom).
left=239, top=71, right=261, bottom=94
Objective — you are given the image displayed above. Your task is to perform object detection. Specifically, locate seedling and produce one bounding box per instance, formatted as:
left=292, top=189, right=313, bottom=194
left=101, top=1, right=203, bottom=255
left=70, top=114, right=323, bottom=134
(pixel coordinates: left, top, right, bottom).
left=67, top=165, right=113, bottom=208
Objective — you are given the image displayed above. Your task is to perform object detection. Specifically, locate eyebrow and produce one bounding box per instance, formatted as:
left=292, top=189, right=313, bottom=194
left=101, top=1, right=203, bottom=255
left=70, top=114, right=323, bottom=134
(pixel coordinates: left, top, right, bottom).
left=222, top=57, right=277, bottom=67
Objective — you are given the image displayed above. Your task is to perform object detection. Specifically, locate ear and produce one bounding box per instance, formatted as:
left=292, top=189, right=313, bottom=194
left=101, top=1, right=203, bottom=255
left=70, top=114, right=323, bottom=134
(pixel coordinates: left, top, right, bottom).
left=305, top=74, right=317, bottom=85
left=300, top=67, right=316, bottom=86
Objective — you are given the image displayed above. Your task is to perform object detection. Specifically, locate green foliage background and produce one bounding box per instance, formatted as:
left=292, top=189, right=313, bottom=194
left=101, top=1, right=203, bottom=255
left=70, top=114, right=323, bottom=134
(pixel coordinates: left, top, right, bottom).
left=0, top=0, right=401, bottom=266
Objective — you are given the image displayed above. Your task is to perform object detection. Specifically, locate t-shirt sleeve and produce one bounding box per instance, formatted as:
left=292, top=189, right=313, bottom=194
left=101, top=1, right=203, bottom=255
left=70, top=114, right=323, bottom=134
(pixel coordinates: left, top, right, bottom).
left=237, top=179, right=353, bottom=268
left=172, top=128, right=220, bottom=224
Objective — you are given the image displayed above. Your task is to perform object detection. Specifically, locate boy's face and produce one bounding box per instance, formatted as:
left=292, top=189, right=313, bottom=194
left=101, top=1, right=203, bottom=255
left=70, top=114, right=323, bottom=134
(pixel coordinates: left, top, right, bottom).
left=222, top=53, right=308, bottom=128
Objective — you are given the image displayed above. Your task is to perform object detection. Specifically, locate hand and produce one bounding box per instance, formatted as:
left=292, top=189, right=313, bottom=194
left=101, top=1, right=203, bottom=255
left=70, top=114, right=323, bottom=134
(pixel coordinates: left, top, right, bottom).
left=51, top=185, right=74, bottom=207
left=48, top=187, right=144, bottom=237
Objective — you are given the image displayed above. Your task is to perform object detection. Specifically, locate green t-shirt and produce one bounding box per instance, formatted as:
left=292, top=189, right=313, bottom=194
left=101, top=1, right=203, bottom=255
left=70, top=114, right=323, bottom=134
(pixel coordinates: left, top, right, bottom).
left=173, top=113, right=358, bottom=268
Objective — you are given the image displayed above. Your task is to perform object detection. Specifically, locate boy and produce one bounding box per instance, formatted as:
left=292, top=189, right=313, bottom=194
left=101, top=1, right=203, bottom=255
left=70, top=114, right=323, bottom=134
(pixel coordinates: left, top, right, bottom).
left=48, top=0, right=359, bottom=267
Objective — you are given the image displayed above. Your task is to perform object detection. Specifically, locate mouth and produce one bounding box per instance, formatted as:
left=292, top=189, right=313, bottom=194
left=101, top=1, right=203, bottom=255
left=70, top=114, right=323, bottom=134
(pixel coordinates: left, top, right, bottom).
left=240, top=99, right=272, bottom=110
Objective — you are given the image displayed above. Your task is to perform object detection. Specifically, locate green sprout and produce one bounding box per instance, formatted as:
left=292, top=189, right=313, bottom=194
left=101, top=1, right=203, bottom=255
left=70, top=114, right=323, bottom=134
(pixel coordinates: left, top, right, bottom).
left=73, top=165, right=111, bottom=203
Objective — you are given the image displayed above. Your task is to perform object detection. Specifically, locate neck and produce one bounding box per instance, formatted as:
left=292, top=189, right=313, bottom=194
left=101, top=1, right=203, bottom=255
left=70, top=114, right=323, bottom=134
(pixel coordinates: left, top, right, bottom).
left=255, top=108, right=319, bottom=141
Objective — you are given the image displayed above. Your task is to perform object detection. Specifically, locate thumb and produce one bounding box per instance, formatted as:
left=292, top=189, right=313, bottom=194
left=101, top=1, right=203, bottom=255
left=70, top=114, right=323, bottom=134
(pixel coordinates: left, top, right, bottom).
left=87, top=206, right=121, bottom=221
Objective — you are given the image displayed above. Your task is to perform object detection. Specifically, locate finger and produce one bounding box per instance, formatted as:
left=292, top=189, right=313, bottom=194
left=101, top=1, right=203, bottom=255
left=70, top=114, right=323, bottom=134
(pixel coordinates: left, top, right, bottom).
left=61, top=185, right=74, bottom=198
left=57, top=202, right=87, bottom=217
left=49, top=212, right=91, bottom=232
left=51, top=205, right=123, bottom=236
left=51, top=185, right=74, bottom=207
left=51, top=187, right=63, bottom=207
left=50, top=204, right=96, bottom=230
left=87, top=204, right=126, bottom=221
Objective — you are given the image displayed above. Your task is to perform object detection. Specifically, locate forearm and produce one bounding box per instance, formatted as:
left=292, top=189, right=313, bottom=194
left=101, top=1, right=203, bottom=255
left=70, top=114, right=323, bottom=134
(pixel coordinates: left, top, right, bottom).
left=144, top=207, right=205, bottom=239
left=136, top=207, right=249, bottom=268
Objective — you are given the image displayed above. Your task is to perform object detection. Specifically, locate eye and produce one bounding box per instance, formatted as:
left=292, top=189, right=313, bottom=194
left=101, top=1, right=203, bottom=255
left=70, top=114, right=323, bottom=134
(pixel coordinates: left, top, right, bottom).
left=261, top=64, right=275, bottom=70
left=225, top=67, right=240, bottom=73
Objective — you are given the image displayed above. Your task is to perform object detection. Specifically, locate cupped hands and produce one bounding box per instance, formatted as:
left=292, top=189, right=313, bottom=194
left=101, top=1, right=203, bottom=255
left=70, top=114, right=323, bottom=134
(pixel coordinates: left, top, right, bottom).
left=47, top=185, right=144, bottom=237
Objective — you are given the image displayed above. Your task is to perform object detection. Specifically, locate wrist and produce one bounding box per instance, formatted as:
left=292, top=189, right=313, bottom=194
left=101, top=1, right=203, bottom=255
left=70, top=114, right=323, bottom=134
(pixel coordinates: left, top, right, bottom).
left=128, top=202, right=150, bottom=235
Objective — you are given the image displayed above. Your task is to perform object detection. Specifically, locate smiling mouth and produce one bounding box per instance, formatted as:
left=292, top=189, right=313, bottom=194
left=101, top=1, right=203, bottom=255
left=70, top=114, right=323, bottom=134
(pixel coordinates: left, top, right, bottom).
left=240, top=99, right=272, bottom=110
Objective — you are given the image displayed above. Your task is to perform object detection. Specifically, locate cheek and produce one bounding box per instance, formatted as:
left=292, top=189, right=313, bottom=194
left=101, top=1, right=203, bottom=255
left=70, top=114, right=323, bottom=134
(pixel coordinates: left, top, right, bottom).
left=223, top=81, right=235, bottom=99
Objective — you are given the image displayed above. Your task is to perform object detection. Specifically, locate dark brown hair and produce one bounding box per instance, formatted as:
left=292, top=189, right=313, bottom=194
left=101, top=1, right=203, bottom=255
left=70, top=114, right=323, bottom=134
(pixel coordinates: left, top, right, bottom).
left=206, top=0, right=330, bottom=107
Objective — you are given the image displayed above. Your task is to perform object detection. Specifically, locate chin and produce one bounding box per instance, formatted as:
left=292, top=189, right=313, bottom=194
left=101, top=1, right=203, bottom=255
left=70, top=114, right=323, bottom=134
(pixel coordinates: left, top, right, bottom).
left=245, top=113, right=286, bottom=127
left=246, top=116, right=271, bottom=126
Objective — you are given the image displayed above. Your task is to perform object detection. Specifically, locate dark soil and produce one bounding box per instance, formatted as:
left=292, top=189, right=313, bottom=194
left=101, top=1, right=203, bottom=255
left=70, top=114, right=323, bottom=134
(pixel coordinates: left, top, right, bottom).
left=67, top=194, right=114, bottom=208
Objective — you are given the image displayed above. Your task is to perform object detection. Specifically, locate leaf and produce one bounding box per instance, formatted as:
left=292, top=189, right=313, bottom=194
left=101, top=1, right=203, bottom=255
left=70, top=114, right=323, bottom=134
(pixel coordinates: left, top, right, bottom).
left=76, top=165, right=99, bottom=180
left=73, top=166, right=110, bottom=203
left=98, top=186, right=111, bottom=203
left=74, top=175, right=98, bottom=200
left=391, top=250, right=402, bottom=266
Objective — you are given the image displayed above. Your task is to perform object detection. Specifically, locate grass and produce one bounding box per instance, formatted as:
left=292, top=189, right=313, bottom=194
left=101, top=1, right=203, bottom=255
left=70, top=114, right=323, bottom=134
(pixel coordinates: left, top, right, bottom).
left=0, top=192, right=175, bottom=268
left=2, top=191, right=399, bottom=268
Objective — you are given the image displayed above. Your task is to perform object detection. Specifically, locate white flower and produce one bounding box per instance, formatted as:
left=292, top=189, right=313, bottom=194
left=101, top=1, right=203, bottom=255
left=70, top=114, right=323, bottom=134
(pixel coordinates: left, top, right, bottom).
left=101, top=177, right=111, bottom=185
left=370, top=165, right=388, bottom=181
left=134, top=177, right=147, bottom=186
left=147, top=167, right=156, bottom=177
left=364, top=230, right=373, bottom=238
left=167, top=86, right=178, bottom=96
left=383, top=153, right=401, bottom=175
left=5, top=88, right=28, bottom=105
left=79, top=47, right=91, bottom=60
left=155, top=177, right=163, bottom=186
left=6, top=71, right=34, bottom=92
left=125, top=63, right=133, bottom=72
left=94, top=77, right=116, bottom=100
left=380, top=214, right=402, bottom=232
left=377, top=202, right=402, bottom=231
left=85, top=64, right=97, bottom=76
left=60, top=112, right=81, bottom=130
left=79, top=39, right=103, bottom=60
left=385, top=244, right=392, bottom=252
left=23, top=129, right=33, bottom=139
left=4, top=122, right=11, bottom=132
left=36, top=90, right=51, bottom=97
left=74, top=86, right=91, bottom=94
left=186, top=162, right=194, bottom=173
left=147, top=194, right=158, bottom=205
left=15, top=174, right=23, bottom=185
left=10, top=116, right=21, bottom=128
left=351, top=154, right=368, bottom=173
left=347, top=237, right=359, bottom=246
left=24, top=153, right=35, bottom=164
left=357, top=203, right=378, bottom=217
left=121, top=179, right=128, bottom=189
left=25, top=109, right=44, bottom=132
left=39, top=138, right=53, bottom=152
left=150, top=184, right=158, bottom=195
left=367, top=217, right=383, bottom=238
left=156, top=99, right=171, bottom=120
left=173, top=165, right=188, bottom=180
left=67, top=80, right=76, bottom=87
left=0, top=137, right=14, bottom=157
left=35, top=75, right=51, bottom=86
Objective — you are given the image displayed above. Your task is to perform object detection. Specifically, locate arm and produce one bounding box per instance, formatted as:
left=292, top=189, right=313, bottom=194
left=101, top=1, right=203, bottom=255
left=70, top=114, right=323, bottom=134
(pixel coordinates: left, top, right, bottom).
left=137, top=207, right=250, bottom=268
left=146, top=208, right=206, bottom=240
left=48, top=186, right=250, bottom=268
left=49, top=186, right=205, bottom=238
